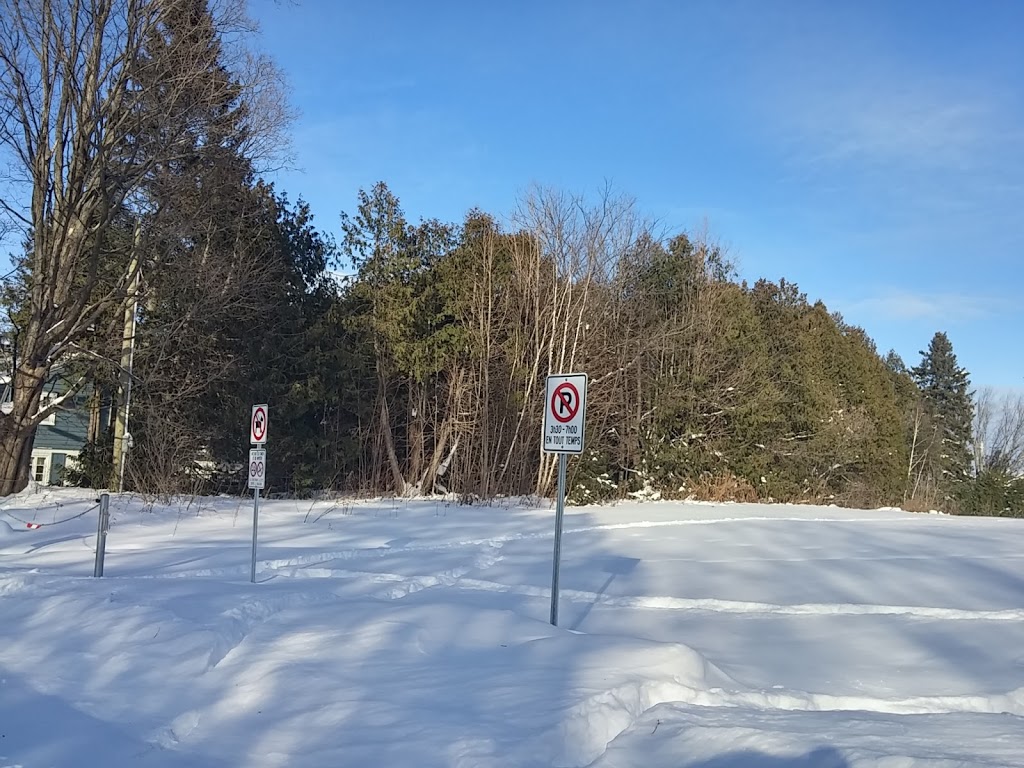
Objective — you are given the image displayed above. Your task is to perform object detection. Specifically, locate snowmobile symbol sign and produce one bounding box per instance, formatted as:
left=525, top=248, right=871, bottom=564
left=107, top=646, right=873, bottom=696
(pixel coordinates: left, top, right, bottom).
left=543, top=374, right=587, bottom=454
left=248, top=449, right=266, bottom=490
left=250, top=404, right=268, bottom=445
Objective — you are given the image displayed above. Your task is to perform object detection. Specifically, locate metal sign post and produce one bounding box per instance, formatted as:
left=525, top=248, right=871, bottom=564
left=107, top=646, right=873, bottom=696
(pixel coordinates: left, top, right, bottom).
left=93, top=493, right=110, bottom=577
left=249, top=405, right=268, bottom=583
left=542, top=373, right=587, bottom=626
left=248, top=447, right=266, bottom=582
left=550, top=452, right=567, bottom=625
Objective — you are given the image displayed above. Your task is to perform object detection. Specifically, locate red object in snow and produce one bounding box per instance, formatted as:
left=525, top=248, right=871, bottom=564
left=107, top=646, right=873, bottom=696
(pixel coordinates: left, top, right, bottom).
left=26, top=522, right=41, bottom=529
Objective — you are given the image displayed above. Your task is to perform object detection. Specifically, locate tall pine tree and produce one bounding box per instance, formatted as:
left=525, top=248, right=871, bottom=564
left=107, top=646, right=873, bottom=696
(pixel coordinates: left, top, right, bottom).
left=125, top=0, right=284, bottom=492
left=912, top=332, right=975, bottom=499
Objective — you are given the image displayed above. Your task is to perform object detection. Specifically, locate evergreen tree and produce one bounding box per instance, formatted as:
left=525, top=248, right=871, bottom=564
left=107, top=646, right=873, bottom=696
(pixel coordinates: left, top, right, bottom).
left=883, top=350, right=907, bottom=376
left=339, top=183, right=461, bottom=494
left=960, top=466, right=1024, bottom=517
left=125, top=0, right=284, bottom=492
left=911, top=332, right=975, bottom=497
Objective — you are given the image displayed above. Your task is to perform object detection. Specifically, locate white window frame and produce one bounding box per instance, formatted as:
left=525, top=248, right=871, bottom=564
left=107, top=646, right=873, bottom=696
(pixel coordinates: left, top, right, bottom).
left=28, top=449, right=80, bottom=487
left=31, top=453, right=48, bottom=484
left=1, top=393, right=58, bottom=426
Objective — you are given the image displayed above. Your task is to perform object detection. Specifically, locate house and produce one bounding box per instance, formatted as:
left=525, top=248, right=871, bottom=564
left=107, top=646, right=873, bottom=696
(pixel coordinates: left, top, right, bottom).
left=0, top=376, right=98, bottom=486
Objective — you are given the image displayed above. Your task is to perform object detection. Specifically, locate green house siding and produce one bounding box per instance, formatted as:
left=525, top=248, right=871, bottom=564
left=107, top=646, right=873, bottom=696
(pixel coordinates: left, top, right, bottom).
left=32, top=395, right=92, bottom=486
left=3, top=375, right=102, bottom=485
left=34, top=406, right=90, bottom=453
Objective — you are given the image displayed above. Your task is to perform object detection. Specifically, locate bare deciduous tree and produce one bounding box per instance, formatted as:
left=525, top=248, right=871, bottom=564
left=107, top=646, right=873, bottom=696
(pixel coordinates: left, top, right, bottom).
left=0, top=0, right=287, bottom=494
left=974, top=387, right=1024, bottom=475
left=509, top=185, right=650, bottom=496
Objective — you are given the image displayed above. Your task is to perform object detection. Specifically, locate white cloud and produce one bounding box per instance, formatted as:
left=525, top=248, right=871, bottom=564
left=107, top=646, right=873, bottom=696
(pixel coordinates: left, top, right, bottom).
left=769, top=74, right=1022, bottom=174
left=803, top=94, right=993, bottom=168
left=843, top=290, right=1015, bottom=322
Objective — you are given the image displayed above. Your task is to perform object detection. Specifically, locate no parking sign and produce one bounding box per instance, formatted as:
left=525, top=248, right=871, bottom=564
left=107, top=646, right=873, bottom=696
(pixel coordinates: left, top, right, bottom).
left=543, top=374, right=587, bottom=453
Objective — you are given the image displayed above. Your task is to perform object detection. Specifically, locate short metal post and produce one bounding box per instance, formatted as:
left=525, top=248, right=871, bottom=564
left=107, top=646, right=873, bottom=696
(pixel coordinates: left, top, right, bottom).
left=250, top=487, right=260, bottom=583
left=93, top=493, right=110, bottom=577
left=550, top=453, right=567, bottom=626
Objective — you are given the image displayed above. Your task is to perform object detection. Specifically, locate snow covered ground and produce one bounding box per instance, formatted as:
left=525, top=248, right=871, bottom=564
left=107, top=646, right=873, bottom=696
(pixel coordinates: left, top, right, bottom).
left=1, top=490, right=1023, bottom=767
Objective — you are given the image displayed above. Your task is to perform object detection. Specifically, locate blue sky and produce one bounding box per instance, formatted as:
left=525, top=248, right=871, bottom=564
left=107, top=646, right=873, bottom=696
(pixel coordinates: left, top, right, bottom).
left=251, top=0, right=1023, bottom=389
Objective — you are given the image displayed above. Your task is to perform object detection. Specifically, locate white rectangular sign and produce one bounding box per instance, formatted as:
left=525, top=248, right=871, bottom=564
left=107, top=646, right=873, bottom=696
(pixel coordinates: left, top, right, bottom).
left=248, top=448, right=266, bottom=490
left=543, top=373, right=587, bottom=454
left=250, top=404, right=268, bottom=445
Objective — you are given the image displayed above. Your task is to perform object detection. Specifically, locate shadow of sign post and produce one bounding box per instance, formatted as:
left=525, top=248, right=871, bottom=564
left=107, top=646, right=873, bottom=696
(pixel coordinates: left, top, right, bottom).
left=570, top=555, right=641, bottom=631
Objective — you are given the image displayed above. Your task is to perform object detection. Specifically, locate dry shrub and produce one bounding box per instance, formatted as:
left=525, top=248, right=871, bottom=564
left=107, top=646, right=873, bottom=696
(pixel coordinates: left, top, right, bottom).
left=902, top=491, right=945, bottom=514
left=688, top=473, right=759, bottom=503
left=835, top=480, right=886, bottom=511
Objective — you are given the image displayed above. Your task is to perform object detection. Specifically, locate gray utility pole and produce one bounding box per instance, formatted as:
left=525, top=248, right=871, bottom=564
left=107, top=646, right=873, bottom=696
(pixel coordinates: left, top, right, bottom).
left=112, top=227, right=141, bottom=492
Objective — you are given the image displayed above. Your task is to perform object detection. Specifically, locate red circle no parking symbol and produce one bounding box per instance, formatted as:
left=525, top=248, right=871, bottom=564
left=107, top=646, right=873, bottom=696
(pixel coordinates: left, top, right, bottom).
left=551, top=382, right=580, bottom=424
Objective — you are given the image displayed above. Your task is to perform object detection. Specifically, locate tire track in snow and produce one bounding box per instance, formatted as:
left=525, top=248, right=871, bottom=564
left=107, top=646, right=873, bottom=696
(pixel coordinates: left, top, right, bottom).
left=202, top=543, right=508, bottom=668
left=258, top=554, right=1024, bottom=623
left=130, top=530, right=517, bottom=581
left=266, top=541, right=507, bottom=601
left=452, top=577, right=1024, bottom=622
left=10, top=528, right=1019, bottom=625
left=132, top=514, right=944, bottom=582
left=545, top=678, right=1024, bottom=768
left=205, top=590, right=345, bottom=668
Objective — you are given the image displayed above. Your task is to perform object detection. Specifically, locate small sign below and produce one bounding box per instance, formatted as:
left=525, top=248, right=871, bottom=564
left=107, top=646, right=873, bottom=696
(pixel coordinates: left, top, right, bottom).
left=248, top=448, right=266, bottom=490
left=251, top=404, right=268, bottom=445
left=543, top=373, right=587, bottom=454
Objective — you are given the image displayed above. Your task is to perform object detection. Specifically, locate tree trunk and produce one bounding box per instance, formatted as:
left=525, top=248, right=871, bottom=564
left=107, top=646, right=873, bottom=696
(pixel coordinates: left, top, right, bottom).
left=379, top=393, right=406, bottom=495
left=86, top=388, right=102, bottom=443
left=408, top=382, right=425, bottom=486
left=420, top=369, right=466, bottom=494
left=904, top=406, right=921, bottom=504
left=0, top=364, right=48, bottom=494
